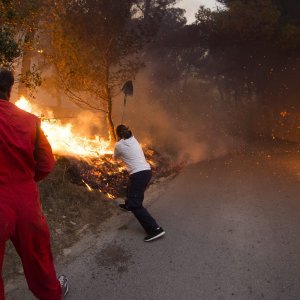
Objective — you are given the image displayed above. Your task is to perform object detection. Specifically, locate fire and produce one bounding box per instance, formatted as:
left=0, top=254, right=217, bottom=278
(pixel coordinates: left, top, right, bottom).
left=14, top=97, right=173, bottom=199
left=82, top=179, right=93, bottom=191
left=15, top=96, right=112, bottom=158
left=280, top=111, right=288, bottom=118
left=148, top=159, right=156, bottom=167
left=106, top=193, right=115, bottom=199
left=118, top=166, right=126, bottom=172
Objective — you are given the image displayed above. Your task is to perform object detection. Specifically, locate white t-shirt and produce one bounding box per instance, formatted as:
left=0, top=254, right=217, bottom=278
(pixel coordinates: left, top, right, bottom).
left=113, top=136, right=151, bottom=175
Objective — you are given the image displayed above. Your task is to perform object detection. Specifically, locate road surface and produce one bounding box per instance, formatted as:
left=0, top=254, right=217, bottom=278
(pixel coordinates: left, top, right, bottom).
left=6, top=142, right=300, bottom=299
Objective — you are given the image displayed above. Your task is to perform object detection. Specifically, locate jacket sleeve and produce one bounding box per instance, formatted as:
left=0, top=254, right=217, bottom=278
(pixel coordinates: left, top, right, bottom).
left=34, top=119, right=55, bottom=181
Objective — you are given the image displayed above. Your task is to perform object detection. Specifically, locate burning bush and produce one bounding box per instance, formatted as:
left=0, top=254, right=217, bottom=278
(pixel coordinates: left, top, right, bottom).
left=56, top=146, right=181, bottom=199
left=16, top=95, right=181, bottom=198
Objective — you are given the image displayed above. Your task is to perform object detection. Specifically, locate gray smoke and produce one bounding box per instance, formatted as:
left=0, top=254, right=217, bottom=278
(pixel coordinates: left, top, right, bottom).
left=113, top=68, right=244, bottom=165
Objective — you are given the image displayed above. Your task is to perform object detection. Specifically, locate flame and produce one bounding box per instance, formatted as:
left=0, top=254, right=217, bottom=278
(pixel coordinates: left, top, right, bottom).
left=118, top=166, right=126, bottom=172
left=15, top=96, right=112, bottom=158
left=148, top=159, right=156, bottom=167
left=13, top=98, right=164, bottom=199
left=280, top=111, right=288, bottom=118
left=82, top=179, right=93, bottom=191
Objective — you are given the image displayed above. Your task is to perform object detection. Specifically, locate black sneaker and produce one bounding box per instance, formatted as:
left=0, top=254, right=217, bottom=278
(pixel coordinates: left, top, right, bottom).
left=119, top=204, right=130, bottom=211
left=58, top=275, right=69, bottom=297
left=144, top=227, right=165, bottom=242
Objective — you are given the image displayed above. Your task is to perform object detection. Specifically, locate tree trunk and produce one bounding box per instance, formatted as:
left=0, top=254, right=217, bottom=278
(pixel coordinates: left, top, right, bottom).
left=104, top=67, right=116, bottom=142
left=106, top=97, right=116, bottom=142
left=18, top=32, right=34, bottom=98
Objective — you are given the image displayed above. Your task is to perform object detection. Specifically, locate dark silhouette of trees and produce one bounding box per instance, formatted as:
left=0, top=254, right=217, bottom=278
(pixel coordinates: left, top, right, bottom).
left=192, top=0, right=300, bottom=109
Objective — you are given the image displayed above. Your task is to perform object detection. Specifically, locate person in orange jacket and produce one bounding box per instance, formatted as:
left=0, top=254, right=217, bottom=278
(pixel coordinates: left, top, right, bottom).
left=0, top=69, right=68, bottom=299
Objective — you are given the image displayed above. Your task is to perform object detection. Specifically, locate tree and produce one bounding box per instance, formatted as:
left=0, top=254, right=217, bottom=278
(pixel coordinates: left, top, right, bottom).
left=47, top=0, right=141, bottom=141
left=0, top=0, right=43, bottom=94
left=0, top=1, right=22, bottom=67
left=0, top=26, right=20, bottom=68
left=140, top=4, right=207, bottom=119
left=16, top=0, right=43, bottom=97
left=193, top=0, right=300, bottom=109
left=46, top=0, right=176, bottom=141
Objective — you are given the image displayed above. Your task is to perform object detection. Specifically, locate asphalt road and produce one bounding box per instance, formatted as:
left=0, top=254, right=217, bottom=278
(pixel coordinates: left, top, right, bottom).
left=7, top=142, right=300, bottom=300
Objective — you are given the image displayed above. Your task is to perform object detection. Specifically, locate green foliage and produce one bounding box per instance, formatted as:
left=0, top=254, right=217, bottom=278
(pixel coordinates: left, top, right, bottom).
left=18, top=63, right=42, bottom=95
left=0, top=0, right=43, bottom=91
left=0, top=0, right=20, bottom=67
left=0, top=26, right=20, bottom=67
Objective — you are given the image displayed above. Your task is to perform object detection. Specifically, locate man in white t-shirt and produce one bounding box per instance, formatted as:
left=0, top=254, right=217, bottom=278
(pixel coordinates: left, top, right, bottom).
left=114, top=124, right=165, bottom=242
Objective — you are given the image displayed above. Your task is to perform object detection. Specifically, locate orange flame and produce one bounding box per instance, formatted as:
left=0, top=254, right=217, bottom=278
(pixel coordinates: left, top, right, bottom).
left=15, top=96, right=112, bottom=158
left=280, top=111, right=288, bottom=118
left=82, top=179, right=93, bottom=191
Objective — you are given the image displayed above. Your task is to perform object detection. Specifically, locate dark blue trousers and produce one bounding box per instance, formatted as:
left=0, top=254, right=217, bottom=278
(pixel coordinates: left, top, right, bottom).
left=126, top=170, right=159, bottom=234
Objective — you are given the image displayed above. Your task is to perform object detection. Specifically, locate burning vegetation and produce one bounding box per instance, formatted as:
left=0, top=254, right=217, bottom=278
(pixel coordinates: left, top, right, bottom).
left=15, top=97, right=180, bottom=199
left=60, top=147, right=179, bottom=199
left=16, top=96, right=111, bottom=157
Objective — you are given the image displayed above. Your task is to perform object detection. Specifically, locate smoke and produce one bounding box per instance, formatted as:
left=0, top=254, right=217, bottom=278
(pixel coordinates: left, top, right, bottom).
left=72, top=110, right=107, bottom=137
left=114, top=68, right=243, bottom=165
left=29, top=64, right=244, bottom=165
